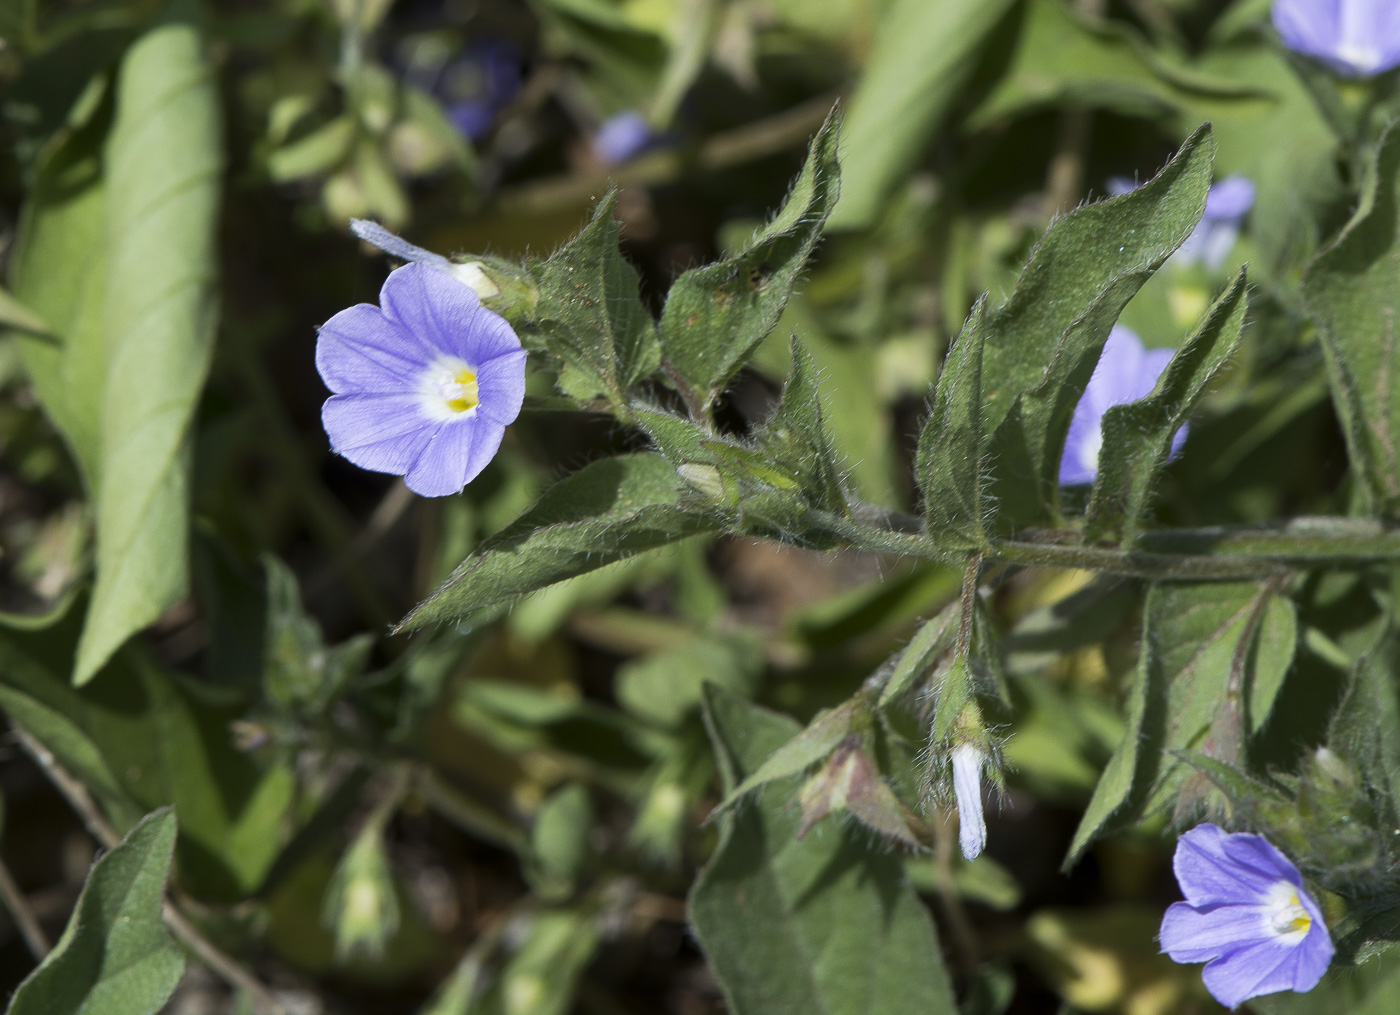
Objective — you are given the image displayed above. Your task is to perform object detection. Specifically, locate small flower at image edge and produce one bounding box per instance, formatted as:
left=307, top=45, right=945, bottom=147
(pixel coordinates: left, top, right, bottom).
left=1059, top=325, right=1184, bottom=487
left=1160, top=823, right=1333, bottom=1009
left=316, top=262, right=527, bottom=497
left=1272, top=0, right=1400, bottom=77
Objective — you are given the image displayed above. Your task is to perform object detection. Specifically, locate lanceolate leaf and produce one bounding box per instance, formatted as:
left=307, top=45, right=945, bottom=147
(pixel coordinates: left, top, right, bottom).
left=1084, top=268, right=1248, bottom=542
left=919, top=127, right=1215, bottom=539
left=1303, top=121, right=1400, bottom=516
left=6, top=809, right=184, bottom=1015
left=659, top=109, right=841, bottom=407
left=1330, top=623, right=1400, bottom=816
left=65, top=16, right=222, bottom=684
left=691, top=687, right=956, bottom=1015
left=398, top=454, right=719, bottom=631
left=532, top=191, right=659, bottom=402
left=1066, top=581, right=1291, bottom=865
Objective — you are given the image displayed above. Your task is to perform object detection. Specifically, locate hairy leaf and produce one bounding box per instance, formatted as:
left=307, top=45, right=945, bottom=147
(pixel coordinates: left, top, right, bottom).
left=533, top=191, right=659, bottom=402
left=691, top=687, right=956, bottom=1015
left=399, top=454, right=718, bottom=631
left=6, top=809, right=183, bottom=1015
left=1303, top=121, right=1400, bottom=516
left=659, top=109, right=841, bottom=406
left=1084, top=268, right=1247, bottom=542
left=1066, top=581, right=1289, bottom=864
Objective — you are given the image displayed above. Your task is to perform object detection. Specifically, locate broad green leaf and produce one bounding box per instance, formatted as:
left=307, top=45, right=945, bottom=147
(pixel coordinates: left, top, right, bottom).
left=919, top=127, right=1214, bottom=538
left=40, top=16, right=223, bottom=685
left=1303, top=121, right=1400, bottom=515
left=398, top=454, right=719, bottom=631
left=1084, top=269, right=1248, bottom=542
left=6, top=809, right=183, bottom=1015
left=1066, top=581, right=1283, bottom=864
left=830, top=0, right=1017, bottom=230
left=532, top=191, right=659, bottom=402
left=1248, top=595, right=1297, bottom=735
left=691, top=687, right=956, bottom=1015
left=658, top=109, right=840, bottom=406
left=12, top=77, right=111, bottom=484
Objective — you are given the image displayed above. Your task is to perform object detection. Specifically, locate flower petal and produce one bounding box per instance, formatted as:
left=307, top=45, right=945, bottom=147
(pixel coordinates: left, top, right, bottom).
left=323, top=394, right=438, bottom=475
left=1058, top=394, right=1101, bottom=486
left=1160, top=901, right=1271, bottom=964
left=401, top=417, right=506, bottom=497
left=316, top=305, right=426, bottom=394
left=1200, top=930, right=1331, bottom=1010
left=379, top=262, right=523, bottom=365
left=476, top=349, right=527, bottom=426
left=1173, top=824, right=1282, bottom=905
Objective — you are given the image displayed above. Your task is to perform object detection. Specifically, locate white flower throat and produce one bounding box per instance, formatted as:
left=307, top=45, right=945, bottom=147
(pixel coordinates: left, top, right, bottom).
left=420, top=355, right=479, bottom=420
left=1263, top=880, right=1312, bottom=944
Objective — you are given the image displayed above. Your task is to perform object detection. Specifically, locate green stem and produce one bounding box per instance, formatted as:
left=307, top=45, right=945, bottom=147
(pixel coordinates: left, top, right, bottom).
left=831, top=512, right=1400, bottom=580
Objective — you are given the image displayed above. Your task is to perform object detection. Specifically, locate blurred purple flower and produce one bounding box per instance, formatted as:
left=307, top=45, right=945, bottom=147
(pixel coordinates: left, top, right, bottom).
left=316, top=262, right=526, bottom=496
left=951, top=744, right=987, bottom=860
left=1107, top=175, right=1254, bottom=271
left=593, top=111, right=657, bottom=166
left=1272, top=0, right=1400, bottom=77
left=1160, top=824, right=1333, bottom=1009
left=1059, top=325, right=1182, bottom=486
left=440, top=41, right=522, bottom=141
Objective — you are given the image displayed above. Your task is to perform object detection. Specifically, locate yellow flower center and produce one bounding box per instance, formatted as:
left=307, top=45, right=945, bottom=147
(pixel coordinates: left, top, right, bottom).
left=438, top=367, right=478, bottom=413
left=1265, top=882, right=1312, bottom=942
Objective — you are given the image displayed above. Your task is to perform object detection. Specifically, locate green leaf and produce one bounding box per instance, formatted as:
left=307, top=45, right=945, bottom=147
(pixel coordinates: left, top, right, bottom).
left=1084, top=269, right=1248, bottom=542
left=19, top=16, right=223, bottom=685
left=1249, top=595, right=1298, bottom=735
left=263, top=556, right=373, bottom=714
left=1065, top=581, right=1284, bottom=865
left=6, top=809, right=183, bottom=1015
left=879, top=602, right=958, bottom=708
left=919, top=127, right=1215, bottom=538
left=397, top=454, right=719, bottom=631
left=916, top=297, right=987, bottom=541
left=714, top=696, right=859, bottom=810
left=1330, top=623, right=1400, bottom=814
left=532, top=191, right=659, bottom=402
left=830, top=0, right=1018, bottom=230
left=754, top=339, right=848, bottom=515
left=616, top=630, right=763, bottom=728
left=12, top=77, right=112, bottom=486
left=1303, top=121, right=1400, bottom=516
left=528, top=783, right=594, bottom=898
left=0, top=623, right=294, bottom=899
left=690, top=687, right=956, bottom=1015
left=658, top=109, right=841, bottom=406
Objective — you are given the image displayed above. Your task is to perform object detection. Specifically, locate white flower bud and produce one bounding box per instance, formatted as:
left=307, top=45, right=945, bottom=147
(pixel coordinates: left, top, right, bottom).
left=951, top=743, right=987, bottom=860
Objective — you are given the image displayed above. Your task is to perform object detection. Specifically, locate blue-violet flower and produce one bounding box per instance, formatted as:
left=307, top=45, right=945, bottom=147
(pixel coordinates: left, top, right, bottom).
left=1107, top=175, right=1254, bottom=271
left=593, top=111, right=656, bottom=166
left=951, top=743, right=987, bottom=860
left=1272, top=0, right=1400, bottom=77
left=1160, top=823, right=1333, bottom=1009
left=316, top=262, right=526, bottom=496
left=1059, top=326, right=1183, bottom=486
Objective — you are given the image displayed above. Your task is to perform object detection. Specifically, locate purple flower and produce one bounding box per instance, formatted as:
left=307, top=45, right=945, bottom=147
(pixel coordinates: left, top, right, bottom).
left=316, top=262, right=526, bottom=496
left=593, top=111, right=656, bottom=166
left=1059, top=326, right=1183, bottom=486
left=1107, top=175, right=1254, bottom=271
left=1272, top=0, right=1400, bottom=77
left=1160, top=824, right=1333, bottom=1009
left=440, top=41, right=522, bottom=141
